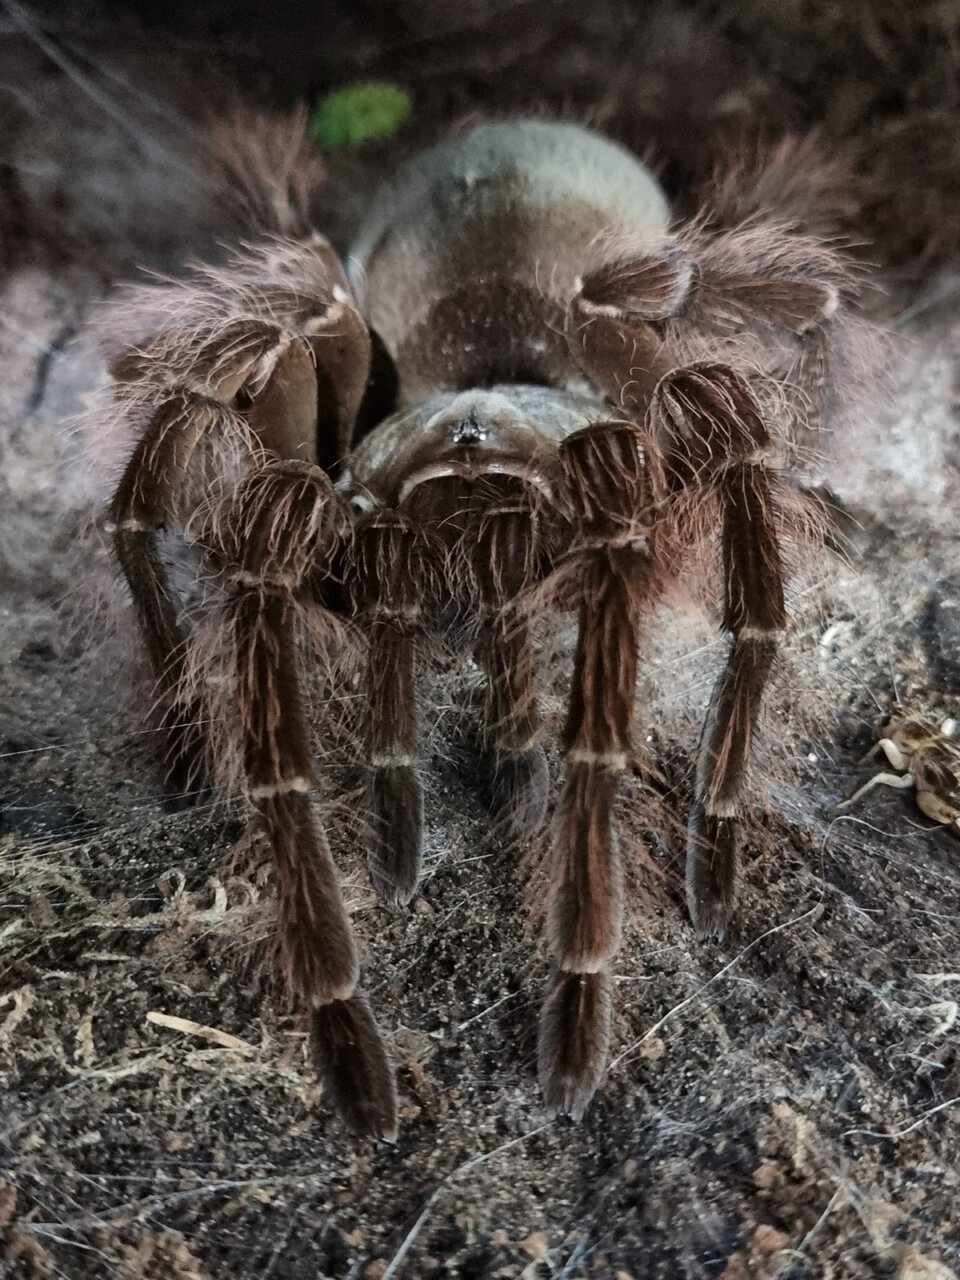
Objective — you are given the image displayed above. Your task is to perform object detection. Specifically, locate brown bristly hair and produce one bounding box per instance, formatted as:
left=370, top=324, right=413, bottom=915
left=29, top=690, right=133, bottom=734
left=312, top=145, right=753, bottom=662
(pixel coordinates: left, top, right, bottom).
left=203, top=105, right=327, bottom=238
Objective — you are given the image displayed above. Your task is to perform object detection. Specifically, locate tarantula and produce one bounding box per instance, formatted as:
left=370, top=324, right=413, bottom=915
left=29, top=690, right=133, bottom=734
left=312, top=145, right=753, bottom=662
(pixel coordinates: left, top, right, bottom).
left=104, top=116, right=857, bottom=1138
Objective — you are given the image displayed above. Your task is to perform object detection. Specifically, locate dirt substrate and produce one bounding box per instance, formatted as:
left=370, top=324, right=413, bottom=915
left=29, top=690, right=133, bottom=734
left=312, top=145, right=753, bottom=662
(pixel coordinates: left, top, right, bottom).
left=1, top=4, right=959, bottom=1278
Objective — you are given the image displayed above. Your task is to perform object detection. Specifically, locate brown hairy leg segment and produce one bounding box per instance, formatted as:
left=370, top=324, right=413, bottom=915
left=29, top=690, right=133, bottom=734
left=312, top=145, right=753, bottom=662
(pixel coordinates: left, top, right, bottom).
left=354, top=510, right=426, bottom=906
left=213, top=460, right=398, bottom=1139
left=656, top=365, right=787, bottom=936
left=110, top=389, right=262, bottom=793
left=473, top=497, right=549, bottom=838
left=107, top=237, right=390, bottom=1134
left=538, top=422, right=665, bottom=1116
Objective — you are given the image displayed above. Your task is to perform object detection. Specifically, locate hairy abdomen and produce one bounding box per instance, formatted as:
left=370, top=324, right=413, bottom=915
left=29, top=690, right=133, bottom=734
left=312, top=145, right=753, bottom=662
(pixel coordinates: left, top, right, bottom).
left=349, top=120, right=671, bottom=404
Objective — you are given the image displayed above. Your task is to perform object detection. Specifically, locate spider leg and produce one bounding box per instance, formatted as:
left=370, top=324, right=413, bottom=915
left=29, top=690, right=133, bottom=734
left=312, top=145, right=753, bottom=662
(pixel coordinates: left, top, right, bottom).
left=109, top=243, right=388, bottom=1131
left=656, top=365, right=789, bottom=936
left=915, top=787, right=960, bottom=828
left=109, top=238, right=374, bottom=790
left=570, top=233, right=833, bottom=935
left=479, top=609, right=548, bottom=837
left=565, top=246, right=683, bottom=413
left=110, top=387, right=264, bottom=793
left=831, top=770, right=915, bottom=813
left=537, top=421, right=665, bottom=1116
left=875, top=737, right=910, bottom=771
left=474, top=501, right=548, bottom=838
left=567, top=223, right=848, bottom=439
left=212, top=460, right=397, bottom=1138
left=110, top=322, right=321, bottom=793
left=686, top=231, right=843, bottom=440
left=354, top=511, right=426, bottom=905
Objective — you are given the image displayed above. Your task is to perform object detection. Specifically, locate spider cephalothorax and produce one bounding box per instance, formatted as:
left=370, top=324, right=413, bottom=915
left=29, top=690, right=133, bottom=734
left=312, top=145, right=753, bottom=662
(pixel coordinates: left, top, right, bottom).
left=104, top=117, right=857, bottom=1137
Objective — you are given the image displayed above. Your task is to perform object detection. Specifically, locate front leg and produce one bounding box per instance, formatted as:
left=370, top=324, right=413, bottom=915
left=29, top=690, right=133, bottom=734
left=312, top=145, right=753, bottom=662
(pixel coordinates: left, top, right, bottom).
left=537, top=422, right=665, bottom=1116
left=567, top=227, right=832, bottom=936
left=108, top=237, right=375, bottom=792
left=211, top=461, right=397, bottom=1138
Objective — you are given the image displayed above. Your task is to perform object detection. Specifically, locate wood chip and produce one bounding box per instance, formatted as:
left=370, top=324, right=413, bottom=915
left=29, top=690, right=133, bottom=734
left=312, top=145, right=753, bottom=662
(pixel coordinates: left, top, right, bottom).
left=146, top=1011, right=255, bottom=1051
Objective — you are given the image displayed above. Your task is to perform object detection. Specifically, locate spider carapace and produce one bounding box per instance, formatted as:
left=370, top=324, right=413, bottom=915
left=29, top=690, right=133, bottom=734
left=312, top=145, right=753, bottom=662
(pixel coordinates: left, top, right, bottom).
left=107, top=118, right=853, bottom=1136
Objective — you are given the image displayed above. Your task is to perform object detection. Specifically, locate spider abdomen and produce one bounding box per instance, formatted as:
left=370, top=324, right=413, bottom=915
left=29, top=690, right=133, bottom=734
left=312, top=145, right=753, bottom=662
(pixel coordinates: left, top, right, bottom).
left=348, top=120, right=672, bottom=403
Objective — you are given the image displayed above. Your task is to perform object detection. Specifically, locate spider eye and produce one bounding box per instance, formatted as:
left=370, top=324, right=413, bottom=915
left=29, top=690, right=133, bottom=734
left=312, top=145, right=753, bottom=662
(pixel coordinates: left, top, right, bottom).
left=451, top=414, right=487, bottom=444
